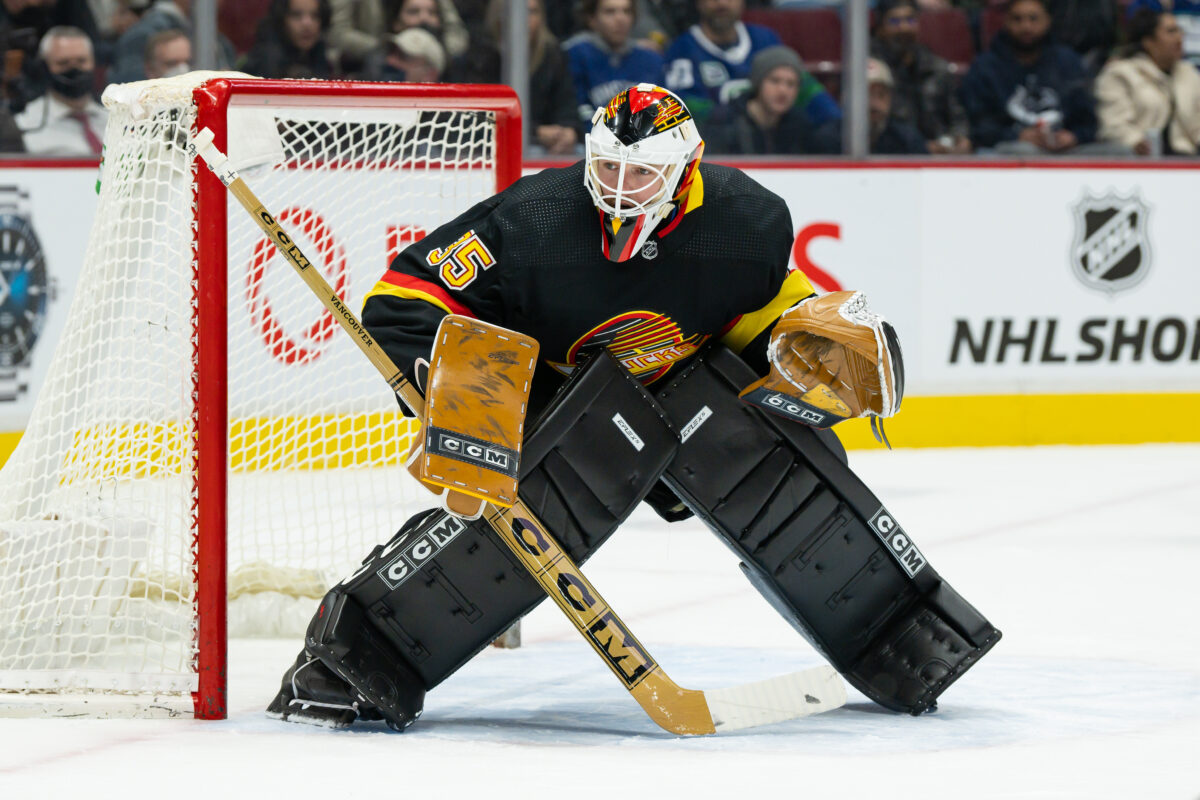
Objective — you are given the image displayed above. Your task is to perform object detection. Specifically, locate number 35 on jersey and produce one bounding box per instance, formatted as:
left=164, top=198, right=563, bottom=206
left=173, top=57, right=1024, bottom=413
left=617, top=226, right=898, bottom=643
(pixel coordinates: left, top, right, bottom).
left=426, top=230, right=496, bottom=289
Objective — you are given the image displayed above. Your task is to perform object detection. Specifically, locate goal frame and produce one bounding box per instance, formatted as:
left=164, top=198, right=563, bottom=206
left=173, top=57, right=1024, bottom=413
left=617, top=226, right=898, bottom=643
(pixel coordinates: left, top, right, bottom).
left=190, top=79, right=521, bottom=719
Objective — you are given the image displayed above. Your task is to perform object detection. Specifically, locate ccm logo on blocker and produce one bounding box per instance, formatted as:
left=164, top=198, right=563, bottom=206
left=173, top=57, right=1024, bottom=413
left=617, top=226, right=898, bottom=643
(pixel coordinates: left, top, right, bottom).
left=429, top=428, right=518, bottom=477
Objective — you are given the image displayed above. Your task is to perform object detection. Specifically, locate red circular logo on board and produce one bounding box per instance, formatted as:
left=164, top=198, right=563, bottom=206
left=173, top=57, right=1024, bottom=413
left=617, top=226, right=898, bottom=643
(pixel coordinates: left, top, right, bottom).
left=246, top=207, right=349, bottom=365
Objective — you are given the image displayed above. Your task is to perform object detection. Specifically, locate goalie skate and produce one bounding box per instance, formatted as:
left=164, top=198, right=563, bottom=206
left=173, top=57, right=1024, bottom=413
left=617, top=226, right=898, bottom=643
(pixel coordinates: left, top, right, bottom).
left=265, top=650, right=384, bottom=729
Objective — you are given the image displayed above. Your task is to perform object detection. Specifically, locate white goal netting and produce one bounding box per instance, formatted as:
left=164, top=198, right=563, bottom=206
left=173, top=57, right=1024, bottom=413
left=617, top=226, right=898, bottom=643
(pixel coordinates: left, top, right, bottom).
left=0, top=74, right=510, bottom=716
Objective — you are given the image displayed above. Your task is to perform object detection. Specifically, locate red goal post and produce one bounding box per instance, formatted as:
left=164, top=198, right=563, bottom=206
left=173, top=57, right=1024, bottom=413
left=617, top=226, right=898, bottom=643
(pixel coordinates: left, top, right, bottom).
left=0, top=76, right=522, bottom=720
left=190, top=79, right=521, bottom=719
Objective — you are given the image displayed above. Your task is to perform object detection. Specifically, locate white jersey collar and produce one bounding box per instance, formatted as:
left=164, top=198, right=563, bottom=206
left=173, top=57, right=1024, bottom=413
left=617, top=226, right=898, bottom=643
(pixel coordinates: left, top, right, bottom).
left=689, top=21, right=752, bottom=64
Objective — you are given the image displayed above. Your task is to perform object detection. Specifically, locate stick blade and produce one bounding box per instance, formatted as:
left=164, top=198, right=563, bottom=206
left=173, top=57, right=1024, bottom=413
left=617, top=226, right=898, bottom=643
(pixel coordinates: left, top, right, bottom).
left=706, top=665, right=846, bottom=732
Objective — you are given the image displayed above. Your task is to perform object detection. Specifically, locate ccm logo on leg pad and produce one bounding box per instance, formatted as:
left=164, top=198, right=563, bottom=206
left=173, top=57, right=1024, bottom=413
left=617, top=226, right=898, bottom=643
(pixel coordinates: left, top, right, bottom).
left=377, top=514, right=468, bottom=590
left=869, top=508, right=927, bottom=577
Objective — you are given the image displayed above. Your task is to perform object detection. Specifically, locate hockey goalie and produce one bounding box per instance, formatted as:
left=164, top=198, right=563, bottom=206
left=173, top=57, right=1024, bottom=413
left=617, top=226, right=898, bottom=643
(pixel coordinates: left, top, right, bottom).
left=266, top=84, right=1001, bottom=732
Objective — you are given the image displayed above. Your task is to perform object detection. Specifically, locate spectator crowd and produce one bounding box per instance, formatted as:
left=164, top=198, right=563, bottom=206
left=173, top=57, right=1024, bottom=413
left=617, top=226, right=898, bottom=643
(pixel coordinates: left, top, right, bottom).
left=1, top=0, right=1199, bottom=157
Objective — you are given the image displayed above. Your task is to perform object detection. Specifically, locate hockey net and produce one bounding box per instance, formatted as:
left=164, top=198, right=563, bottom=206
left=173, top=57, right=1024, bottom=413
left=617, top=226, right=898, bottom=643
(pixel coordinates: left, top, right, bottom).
left=0, top=74, right=520, bottom=718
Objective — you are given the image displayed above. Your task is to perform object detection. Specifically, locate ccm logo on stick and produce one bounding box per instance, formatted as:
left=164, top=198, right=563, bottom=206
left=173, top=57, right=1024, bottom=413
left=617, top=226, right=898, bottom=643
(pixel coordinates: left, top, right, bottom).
left=510, top=516, right=655, bottom=688
left=868, top=508, right=927, bottom=577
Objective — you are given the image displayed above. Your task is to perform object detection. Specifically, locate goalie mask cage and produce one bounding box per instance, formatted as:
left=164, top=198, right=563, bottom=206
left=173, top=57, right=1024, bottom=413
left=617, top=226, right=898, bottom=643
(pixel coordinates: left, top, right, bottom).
left=0, top=75, right=521, bottom=719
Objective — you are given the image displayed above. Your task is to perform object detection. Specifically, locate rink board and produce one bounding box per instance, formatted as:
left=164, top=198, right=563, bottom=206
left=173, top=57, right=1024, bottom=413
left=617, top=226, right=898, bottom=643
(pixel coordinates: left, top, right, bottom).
left=2, top=159, right=1198, bottom=466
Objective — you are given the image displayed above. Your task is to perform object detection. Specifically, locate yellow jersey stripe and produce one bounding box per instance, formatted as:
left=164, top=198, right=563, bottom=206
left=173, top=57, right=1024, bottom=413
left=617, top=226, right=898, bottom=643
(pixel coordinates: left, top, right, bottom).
left=362, top=280, right=455, bottom=315
left=721, top=270, right=816, bottom=354
left=682, top=168, right=705, bottom=214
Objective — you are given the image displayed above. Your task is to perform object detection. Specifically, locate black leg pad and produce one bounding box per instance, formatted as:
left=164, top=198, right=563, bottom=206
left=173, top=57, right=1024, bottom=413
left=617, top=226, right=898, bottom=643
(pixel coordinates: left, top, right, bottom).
left=305, top=588, right=427, bottom=730
left=654, top=346, right=1001, bottom=714
left=337, top=509, right=547, bottom=687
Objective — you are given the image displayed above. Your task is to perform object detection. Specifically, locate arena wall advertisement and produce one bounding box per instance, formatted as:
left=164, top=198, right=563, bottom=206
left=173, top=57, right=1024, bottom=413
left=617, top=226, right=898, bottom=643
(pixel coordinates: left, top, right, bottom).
left=1, top=160, right=1197, bottom=467
left=743, top=164, right=1200, bottom=448
left=0, top=163, right=96, bottom=467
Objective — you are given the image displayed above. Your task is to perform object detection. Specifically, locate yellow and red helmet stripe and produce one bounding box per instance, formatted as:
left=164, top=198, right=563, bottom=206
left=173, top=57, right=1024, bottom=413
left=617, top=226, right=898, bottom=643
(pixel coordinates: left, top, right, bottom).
left=627, top=85, right=672, bottom=114
left=599, top=209, right=648, bottom=262
left=720, top=269, right=817, bottom=354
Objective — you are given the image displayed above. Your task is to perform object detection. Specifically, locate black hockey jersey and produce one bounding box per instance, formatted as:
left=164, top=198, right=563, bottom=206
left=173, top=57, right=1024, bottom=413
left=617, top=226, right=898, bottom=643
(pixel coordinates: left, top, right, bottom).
left=362, top=161, right=814, bottom=413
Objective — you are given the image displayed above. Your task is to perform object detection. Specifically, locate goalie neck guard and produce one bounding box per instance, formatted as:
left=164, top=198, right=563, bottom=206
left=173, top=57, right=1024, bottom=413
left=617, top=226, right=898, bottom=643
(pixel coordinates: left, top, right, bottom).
left=585, top=84, right=705, bottom=262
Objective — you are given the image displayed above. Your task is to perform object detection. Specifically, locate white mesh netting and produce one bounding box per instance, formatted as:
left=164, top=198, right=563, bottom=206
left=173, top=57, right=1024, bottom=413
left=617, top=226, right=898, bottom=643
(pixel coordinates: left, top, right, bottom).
left=0, top=75, right=503, bottom=713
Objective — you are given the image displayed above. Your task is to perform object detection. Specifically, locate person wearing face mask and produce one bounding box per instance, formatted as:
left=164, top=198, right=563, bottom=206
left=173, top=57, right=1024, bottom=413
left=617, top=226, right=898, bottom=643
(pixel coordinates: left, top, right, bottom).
left=0, top=0, right=100, bottom=115
left=870, top=0, right=970, bottom=154
left=109, top=0, right=233, bottom=83
left=143, top=28, right=190, bottom=79
left=15, top=25, right=107, bottom=156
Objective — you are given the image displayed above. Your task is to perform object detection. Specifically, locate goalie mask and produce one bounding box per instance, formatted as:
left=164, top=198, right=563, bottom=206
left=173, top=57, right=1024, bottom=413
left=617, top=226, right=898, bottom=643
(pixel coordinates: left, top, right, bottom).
left=585, top=84, right=705, bottom=262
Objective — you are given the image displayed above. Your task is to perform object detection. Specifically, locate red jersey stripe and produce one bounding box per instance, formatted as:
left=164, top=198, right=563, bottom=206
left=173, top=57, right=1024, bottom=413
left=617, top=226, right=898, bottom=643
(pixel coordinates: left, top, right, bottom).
left=374, top=271, right=477, bottom=317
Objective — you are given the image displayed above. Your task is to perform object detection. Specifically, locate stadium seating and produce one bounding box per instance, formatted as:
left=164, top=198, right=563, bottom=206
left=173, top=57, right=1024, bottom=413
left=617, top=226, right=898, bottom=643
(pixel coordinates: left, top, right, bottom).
left=219, top=0, right=272, bottom=55
left=917, top=8, right=975, bottom=72
left=743, top=7, right=844, bottom=75
left=980, top=2, right=1006, bottom=52
left=746, top=7, right=979, bottom=79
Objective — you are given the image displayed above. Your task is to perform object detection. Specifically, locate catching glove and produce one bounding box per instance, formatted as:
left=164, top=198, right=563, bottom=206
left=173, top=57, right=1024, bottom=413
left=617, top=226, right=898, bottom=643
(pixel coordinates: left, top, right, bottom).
left=739, top=290, right=904, bottom=443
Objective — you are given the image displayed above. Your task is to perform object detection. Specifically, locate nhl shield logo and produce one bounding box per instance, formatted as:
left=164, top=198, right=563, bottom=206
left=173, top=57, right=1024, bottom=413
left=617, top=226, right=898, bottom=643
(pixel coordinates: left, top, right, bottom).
left=1070, top=192, right=1151, bottom=295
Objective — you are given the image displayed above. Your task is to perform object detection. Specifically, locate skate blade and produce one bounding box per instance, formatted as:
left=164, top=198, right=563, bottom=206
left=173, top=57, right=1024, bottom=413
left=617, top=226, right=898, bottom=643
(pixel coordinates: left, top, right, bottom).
left=265, top=704, right=357, bottom=729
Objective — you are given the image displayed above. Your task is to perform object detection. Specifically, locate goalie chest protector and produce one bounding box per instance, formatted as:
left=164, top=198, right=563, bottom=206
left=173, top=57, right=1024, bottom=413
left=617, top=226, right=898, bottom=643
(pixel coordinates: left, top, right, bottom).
left=654, top=346, right=1001, bottom=714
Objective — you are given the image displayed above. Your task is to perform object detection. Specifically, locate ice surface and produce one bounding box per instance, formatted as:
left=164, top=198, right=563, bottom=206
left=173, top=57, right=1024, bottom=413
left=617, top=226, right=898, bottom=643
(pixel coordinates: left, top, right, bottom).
left=2, top=444, right=1198, bottom=800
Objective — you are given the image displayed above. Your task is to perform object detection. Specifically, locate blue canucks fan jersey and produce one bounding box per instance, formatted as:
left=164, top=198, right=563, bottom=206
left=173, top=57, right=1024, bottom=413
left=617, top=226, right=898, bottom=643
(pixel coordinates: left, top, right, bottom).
left=564, top=33, right=666, bottom=125
left=664, top=22, right=781, bottom=113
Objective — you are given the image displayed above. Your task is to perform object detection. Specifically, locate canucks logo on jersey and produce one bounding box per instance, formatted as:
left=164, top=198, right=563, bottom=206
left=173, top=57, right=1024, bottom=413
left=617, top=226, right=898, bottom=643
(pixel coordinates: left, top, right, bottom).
left=547, top=311, right=708, bottom=383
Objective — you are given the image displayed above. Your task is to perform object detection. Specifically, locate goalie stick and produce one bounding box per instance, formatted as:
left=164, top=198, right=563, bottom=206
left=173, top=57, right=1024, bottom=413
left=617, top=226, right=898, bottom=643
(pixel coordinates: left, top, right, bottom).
left=188, top=127, right=846, bottom=734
